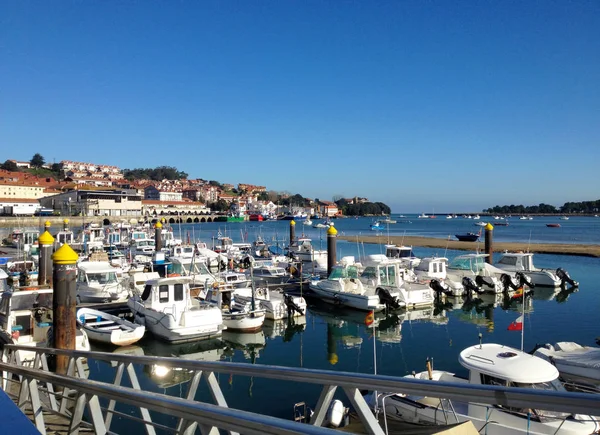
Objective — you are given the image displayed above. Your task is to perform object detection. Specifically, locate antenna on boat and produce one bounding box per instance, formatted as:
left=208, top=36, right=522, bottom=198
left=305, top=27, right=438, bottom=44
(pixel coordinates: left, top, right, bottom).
left=478, top=332, right=483, bottom=349
left=527, top=230, right=532, bottom=253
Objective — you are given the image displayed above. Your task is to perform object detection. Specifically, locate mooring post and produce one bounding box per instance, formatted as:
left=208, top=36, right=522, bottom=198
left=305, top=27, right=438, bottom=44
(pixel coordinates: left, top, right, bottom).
left=485, top=223, right=494, bottom=264
left=38, top=221, right=55, bottom=286
left=63, top=218, right=69, bottom=231
left=327, top=224, right=338, bottom=276
left=289, top=220, right=296, bottom=245
left=52, top=243, right=79, bottom=375
left=155, top=221, right=163, bottom=252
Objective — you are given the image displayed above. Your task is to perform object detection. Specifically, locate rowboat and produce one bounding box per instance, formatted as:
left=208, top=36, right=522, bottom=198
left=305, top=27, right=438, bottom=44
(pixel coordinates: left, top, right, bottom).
left=77, top=307, right=145, bottom=346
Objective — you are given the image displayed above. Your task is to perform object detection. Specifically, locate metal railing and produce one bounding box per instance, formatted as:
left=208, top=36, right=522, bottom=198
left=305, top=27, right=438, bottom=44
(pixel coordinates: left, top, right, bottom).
left=2, top=344, right=600, bottom=435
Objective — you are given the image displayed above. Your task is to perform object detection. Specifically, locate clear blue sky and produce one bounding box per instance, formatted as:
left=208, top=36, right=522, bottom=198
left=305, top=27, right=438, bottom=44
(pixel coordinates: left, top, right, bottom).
left=2, top=1, right=599, bottom=212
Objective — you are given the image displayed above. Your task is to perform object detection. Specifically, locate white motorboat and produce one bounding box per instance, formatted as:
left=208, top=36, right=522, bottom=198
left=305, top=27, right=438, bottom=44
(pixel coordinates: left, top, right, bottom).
left=204, top=286, right=265, bottom=332
left=128, top=276, right=224, bottom=343
left=361, top=255, right=435, bottom=309
left=288, top=237, right=328, bottom=264
left=217, top=270, right=250, bottom=288
left=418, top=213, right=430, bottom=219
left=76, top=261, right=130, bottom=303
left=445, top=254, right=512, bottom=294
left=534, top=342, right=600, bottom=388
left=309, top=257, right=403, bottom=312
left=77, top=307, right=145, bottom=346
left=368, top=342, right=599, bottom=435
left=0, top=288, right=90, bottom=362
left=378, top=218, right=397, bottom=224
left=384, top=244, right=421, bottom=268
left=495, top=252, right=577, bottom=288
left=474, top=221, right=487, bottom=227
left=249, top=263, right=291, bottom=286
left=234, top=286, right=306, bottom=320
left=121, top=271, right=161, bottom=296
left=560, top=216, right=570, bottom=220
left=413, top=257, right=465, bottom=297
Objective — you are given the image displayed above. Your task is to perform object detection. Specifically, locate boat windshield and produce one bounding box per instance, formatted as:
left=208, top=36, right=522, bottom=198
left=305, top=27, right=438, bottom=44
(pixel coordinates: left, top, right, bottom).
left=87, top=272, right=118, bottom=285
left=328, top=266, right=359, bottom=280
left=513, top=379, right=570, bottom=418
left=0, top=291, right=53, bottom=314
left=449, top=256, right=486, bottom=272
left=498, top=256, right=518, bottom=266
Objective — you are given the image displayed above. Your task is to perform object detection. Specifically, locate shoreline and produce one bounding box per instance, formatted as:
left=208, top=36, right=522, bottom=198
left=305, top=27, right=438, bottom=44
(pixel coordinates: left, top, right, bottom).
left=337, top=235, right=600, bottom=258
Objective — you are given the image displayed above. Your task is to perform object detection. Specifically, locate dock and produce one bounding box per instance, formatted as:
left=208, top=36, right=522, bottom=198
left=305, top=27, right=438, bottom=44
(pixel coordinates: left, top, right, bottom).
left=338, top=235, right=600, bottom=258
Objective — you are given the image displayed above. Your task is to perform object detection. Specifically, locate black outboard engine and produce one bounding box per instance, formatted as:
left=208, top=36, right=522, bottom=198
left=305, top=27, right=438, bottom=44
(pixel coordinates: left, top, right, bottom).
left=376, top=287, right=401, bottom=310
left=283, top=294, right=304, bottom=316
left=429, top=279, right=453, bottom=297
left=500, top=273, right=518, bottom=291
left=475, top=275, right=496, bottom=291
left=462, top=276, right=484, bottom=297
left=515, top=271, right=535, bottom=289
left=556, top=268, right=578, bottom=288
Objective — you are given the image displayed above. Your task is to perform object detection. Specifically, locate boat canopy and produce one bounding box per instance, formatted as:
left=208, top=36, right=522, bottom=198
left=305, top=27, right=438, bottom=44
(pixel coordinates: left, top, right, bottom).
left=328, top=265, right=360, bottom=280
left=448, top=254, right=488, bottom=273
left=459, top=343, right=559, bottom=384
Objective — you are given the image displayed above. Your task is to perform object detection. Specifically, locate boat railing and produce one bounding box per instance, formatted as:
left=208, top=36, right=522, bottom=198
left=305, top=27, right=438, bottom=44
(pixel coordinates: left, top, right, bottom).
left=2, top=344, right=600, bottom=435
left=464, top=354, right=495, bottom=365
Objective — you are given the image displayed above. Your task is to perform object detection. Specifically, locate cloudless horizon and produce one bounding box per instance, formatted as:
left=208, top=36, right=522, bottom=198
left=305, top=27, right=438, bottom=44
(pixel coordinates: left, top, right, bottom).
left=3, top=1, right=599, bottom=213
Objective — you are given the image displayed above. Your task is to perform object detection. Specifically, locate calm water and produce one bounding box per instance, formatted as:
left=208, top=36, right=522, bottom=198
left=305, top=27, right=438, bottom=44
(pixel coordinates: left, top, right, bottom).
left=78, top=217, right=600, bottom=432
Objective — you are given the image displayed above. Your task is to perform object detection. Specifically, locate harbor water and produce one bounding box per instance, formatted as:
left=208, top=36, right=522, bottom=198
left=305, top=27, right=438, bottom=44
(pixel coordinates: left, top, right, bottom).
left=4, top=215, right=600, bottom=432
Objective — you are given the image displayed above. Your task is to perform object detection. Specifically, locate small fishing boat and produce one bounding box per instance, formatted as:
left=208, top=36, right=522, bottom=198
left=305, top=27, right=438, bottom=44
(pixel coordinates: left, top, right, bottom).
left=455, top=232, right=480, bottom=242
left=546, top=223, right=561, bottom=228
left=77, top=307, right=145, bottom=346
left=559, top=216, right=569, bottom=220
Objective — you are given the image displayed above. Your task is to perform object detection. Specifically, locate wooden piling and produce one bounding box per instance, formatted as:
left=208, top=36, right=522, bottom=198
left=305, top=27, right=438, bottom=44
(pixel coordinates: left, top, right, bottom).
left=484, top=223, right=494, bottom=264
left=51, top=244, right=79, bottom=375
left=327, top=225, right=338, bottom=276
left=155, top=221, right=163, bottom=252
left=38, top=221, right=54, bottom=286
left=289, top=220, right=296, bottom=244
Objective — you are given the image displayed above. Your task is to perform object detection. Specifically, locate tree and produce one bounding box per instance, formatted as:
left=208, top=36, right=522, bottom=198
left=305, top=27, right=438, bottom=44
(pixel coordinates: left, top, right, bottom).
left=1, top=160, right=18, bottom=171
left=30, top=153, right=45, bottom=168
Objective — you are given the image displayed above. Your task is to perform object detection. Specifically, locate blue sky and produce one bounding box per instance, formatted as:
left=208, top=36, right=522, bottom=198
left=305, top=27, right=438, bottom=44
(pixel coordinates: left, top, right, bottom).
left=2, top=1, right=599, bottom=212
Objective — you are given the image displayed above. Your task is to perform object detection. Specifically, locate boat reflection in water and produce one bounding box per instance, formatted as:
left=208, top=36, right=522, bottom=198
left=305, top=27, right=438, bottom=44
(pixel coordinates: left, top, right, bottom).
left=142, top=338, right=226, bottom=388
left=262, top=317, right=307, bottom=342
left=222, top=330, right=266, bottom=359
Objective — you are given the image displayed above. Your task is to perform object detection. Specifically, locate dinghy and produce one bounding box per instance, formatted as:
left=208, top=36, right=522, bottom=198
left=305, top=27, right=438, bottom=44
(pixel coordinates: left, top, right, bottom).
left=534, top=342, right=600, bottom=388
left=77, top=307, right=145, bottom=346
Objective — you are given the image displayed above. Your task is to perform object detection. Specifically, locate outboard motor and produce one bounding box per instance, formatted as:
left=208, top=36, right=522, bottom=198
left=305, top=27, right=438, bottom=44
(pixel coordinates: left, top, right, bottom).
left=429, top=279, right=453, bottom=298
left=475, top=275, right=496, bottom=291
left=462, top=276, right=484, bottom=297
left=500, top=273, right=518, bottom=291
left=283, top=294, right=304, bottom=316
left=376, top=287, right=401, bottom=310
left=515, top=271, right=535, bottom=289
left=556, top=268, right=578, bottom=288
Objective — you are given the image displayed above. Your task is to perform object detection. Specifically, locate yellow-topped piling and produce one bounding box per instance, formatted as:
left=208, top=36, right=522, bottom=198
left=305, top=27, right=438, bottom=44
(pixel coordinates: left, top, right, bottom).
left=155, top=221, right=163, bottom=251
left=485, top=223, right=494, bottom=264
left=289, top=220, right=296, bottom=243
left=52, top=242, right=79, bottom=375
left=38, top=230, right=55, bottom=286
left=327, top=223, right=337, bottom=276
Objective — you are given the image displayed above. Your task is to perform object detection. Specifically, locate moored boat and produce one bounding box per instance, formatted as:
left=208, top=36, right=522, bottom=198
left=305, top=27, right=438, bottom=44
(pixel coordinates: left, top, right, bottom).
left=455, top=232, right=480, bottom=242
left=533, top=342, right=600, bottom=388
left=367, top=342, right=600, bottom=435
left=77, top=307, right=145, bottom=346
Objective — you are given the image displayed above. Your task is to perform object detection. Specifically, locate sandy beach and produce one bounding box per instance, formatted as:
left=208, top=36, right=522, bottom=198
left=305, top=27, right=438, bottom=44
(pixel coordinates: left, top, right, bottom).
left=337, top=235, right=600, bottom=258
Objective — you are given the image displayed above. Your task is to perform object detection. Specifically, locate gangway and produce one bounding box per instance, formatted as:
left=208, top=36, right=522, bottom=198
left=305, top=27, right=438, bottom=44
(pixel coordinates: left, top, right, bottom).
left=2, top=344, right=600, bottom=435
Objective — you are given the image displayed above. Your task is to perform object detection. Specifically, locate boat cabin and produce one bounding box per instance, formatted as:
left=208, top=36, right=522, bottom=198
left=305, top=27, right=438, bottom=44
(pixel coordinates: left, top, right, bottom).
left=0, top=289, right=54, bottom=347
left=130, top=230, right=150, bottom=242
left=171, top=245, right=196, bottom=259
left=139, top=277, right=195, bottom=316
left=414, top=257, right=448, bottom=280
left=130, top=239, right=156, bottom=256
left=384, top=245, right=420, bottom=267
left=106, top=231, right=122, bottom=247
left=54, top=229, right=75, bottom=247
left=0, top=269, right=9, bottom=292
left=459, top=343, right=568, bottom=419
left=496, top=253, right=536, bottom=272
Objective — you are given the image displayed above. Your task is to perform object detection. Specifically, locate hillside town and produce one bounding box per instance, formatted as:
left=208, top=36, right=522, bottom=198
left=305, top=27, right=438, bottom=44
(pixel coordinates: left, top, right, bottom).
left=0, top=158, right=374, bottom=220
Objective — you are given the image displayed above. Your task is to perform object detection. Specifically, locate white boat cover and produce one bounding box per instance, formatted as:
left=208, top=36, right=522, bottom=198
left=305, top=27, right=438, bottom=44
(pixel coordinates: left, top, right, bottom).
left=547, top=342, right=600, bottom=372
